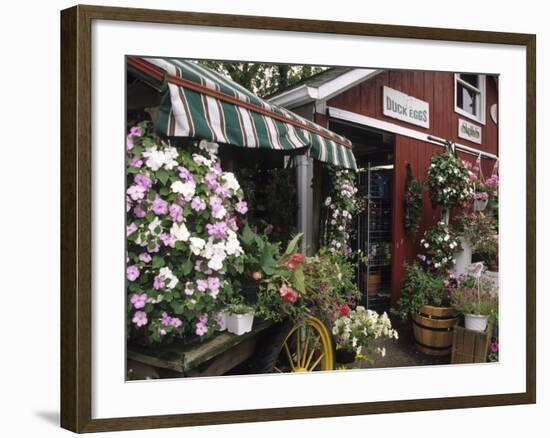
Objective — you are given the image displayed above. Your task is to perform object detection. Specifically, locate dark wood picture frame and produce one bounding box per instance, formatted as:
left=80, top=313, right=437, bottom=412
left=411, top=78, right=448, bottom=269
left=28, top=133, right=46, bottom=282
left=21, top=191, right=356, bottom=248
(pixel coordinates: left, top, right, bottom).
left=60, top=4, right=536, bottom=433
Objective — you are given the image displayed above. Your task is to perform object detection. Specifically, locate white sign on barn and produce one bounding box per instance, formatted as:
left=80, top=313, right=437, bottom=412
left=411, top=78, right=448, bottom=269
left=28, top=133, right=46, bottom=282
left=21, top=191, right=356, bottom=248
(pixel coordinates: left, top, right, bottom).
left=458, top=118, right=482, bottom=144
left=382, top=86, right=430, bottom=129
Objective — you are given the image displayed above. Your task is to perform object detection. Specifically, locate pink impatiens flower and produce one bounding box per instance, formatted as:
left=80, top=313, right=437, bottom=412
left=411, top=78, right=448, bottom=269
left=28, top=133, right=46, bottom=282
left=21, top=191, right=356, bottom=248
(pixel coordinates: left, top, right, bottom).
left=126, top=222, right=137, bottom=236
left=152, top=197, right=168, bottom=215
left=130, top=293, right=147, bottom=309
left=126, top=265, right=140, bottom=281
left=169, top=203, right=184, bottom=222
left=132, top=311, right=148, bottom=327
left=191, top=196, right=206, bottom=212
left=134, top=173, right=152, bottom=190
left=139, top=252, right=152, bottom=263
left=235, top=200, right=248, bottom=215
left=127, top=184, right=146, bottom=201
left=153, top=275, right=165, bottom=290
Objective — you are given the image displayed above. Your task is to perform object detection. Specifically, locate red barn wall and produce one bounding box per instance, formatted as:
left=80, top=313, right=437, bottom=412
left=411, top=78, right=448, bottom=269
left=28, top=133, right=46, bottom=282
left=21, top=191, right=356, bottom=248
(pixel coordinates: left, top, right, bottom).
left=326, top=70, right=499, bottom=305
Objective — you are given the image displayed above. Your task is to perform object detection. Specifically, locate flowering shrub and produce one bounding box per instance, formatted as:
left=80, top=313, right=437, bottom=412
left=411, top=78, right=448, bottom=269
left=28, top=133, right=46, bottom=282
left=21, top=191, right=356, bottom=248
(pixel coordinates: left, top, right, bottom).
left=403, top=163, right=423, bottom=236
left=449, top=274, right=498, bottom=316
left=126, top=122, right=248, bottom=343
left=323, top=168, right=361, bottom=253
left=392, top=263, right=449, bottom=320
left=332, top=307, right=398, bottom=358
left=418, top=222, right=462, bottom=273
left=427, top=152, right=474, bottom=209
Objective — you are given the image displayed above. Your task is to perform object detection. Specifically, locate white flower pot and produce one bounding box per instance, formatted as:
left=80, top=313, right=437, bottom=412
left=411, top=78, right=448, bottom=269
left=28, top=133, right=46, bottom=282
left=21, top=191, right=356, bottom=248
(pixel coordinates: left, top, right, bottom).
left=474, top=197, right=488, bottom=211
left=464, top=313, right=489, bottom=332
left=226, top=312, right=255, bottom=336
left=454, top=236, right=472, bottom=275
left=216, top=311, right=228, bottom=331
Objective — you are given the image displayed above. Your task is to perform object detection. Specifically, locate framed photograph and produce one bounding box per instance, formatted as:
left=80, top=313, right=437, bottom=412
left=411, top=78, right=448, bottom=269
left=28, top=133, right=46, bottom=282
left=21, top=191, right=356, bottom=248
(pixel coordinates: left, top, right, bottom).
left=60, top=4, right=536, bottom=433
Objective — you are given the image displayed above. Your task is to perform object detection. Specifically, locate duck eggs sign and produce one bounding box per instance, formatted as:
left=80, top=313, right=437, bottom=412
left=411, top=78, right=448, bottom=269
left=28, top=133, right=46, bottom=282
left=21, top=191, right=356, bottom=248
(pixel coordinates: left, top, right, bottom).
left=383, top=86, right=430, bottom=128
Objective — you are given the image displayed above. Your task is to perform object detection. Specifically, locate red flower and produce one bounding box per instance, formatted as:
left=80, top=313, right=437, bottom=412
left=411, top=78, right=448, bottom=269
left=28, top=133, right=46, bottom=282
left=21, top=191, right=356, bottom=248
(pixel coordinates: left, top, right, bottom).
left=339, top=304, right=351, bottom=317
left=286, top=253, right=304, bottom=271
left=279, top=284, right=299, bottom=303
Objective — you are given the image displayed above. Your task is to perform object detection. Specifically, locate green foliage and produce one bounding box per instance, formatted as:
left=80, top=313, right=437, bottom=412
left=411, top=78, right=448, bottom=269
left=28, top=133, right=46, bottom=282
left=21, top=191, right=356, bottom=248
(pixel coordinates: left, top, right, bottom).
left=403, top=163, right=423, bottom=236
left=392, top=263, right=449, bottom=321
left=449, top=275, right=498, bottom=316
left=457, top=212, right=498, bottom=270
left=198, top=61, right=327, bottom=98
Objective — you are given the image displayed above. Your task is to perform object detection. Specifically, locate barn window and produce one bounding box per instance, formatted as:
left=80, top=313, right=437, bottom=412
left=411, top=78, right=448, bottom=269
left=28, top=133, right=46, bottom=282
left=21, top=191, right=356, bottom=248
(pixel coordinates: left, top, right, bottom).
left=454, top=73, right=486, bottom=124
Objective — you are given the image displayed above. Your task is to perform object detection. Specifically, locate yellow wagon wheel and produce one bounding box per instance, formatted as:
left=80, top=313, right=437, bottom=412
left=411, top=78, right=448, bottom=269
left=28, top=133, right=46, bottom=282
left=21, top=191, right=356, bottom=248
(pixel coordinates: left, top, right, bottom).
left=273, top=316, right=334, bottom=373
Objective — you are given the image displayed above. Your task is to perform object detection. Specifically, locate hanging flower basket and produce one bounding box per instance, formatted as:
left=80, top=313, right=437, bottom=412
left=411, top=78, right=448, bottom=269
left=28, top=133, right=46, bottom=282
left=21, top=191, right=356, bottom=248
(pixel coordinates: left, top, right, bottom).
left=473, top=192, right=489, bottom=211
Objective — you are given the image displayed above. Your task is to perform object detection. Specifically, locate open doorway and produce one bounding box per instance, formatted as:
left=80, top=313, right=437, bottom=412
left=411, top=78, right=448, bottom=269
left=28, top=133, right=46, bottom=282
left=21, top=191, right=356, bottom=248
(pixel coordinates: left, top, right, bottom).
left=328, top=120, right=395, bottom=311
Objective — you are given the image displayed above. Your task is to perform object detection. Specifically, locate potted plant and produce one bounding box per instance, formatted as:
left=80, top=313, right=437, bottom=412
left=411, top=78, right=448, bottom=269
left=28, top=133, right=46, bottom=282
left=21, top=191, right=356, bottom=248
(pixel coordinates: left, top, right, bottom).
left=473, top=189, right=490, bottom=211
left=449, top=269, right=498, bottom=332
left=332, top=306, right=398, bottom=364
left=426, top=152, right=474, bottom=210
left=417, top=222, right=462, bottom=274
left=225, top=301, right=256, bottom=336
left=457, top=212, right=499, bottom=276
left=393, top=263, right=458, bottom=355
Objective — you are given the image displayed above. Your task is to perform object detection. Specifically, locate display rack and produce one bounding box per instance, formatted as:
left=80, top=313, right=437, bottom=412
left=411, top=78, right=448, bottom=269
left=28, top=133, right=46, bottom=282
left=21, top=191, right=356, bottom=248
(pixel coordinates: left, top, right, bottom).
left=357, top=164, right=393, bottom=311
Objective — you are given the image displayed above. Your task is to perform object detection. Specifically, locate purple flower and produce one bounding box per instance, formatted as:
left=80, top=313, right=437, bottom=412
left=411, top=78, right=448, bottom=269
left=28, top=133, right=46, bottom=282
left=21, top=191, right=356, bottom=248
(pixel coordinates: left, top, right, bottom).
left=178, top=166, right=194, bottom=182
left=153, top=275, right=165, bottom=290
left=133, top=203, right=146, bottom=218
left=490, top=341, right=499, bottom=353
left=130, top=156, right=143, bottom=168
left=126, top=265, right=140, bottom=281
left=127, top=184, right=146, bottom=201
left=196, top=279, right=208, bottom=293
left=139, top=252, right=152, bottom=263
left=195, top=321, right=208, bottom=336
left=130, top=293, right=147, bottom=309
left=126, top=135, right=134, bottom=151
left=191, top=196, right=207, bottom=212
left=169, top=203, right=184, bottom=222
left=206, top=222, right=228, bottom=240
left=194, top=260, right=203, bottom=272
left=199, top=313, right=208, bottom=324
left=130, top=126, right=142, bottom=137
left=235, top=200, right=248, bottom=215
left=207, top=277, right=221, bottom=296
left=126, top=197, right=131, bottom=212
left=151, top=197, right=168, bottom=215
left=159, top=233, right=174, bottom=247
left=147, top=243, right=160, bottom=253
left=160, top=312, right=172, bottom=326
left=215, top=185, right=230, bottom=199
left=212, top=162, right=222, bottom=176
left=132, top=311, right=148, bottom=327
left=204, top=172, right=219, bottom=190
left=209, top=196, right=222, bottom=209
left=170, top=317, right=182, bottom=328
left=126, top=222, right=137, bottom=236
left=134, top=173, right=152, bottom=190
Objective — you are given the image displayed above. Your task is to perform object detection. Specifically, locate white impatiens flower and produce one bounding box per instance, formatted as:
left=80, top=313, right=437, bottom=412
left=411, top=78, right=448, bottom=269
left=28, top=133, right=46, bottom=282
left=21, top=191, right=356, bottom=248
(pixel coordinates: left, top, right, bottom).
left=324, top=197, right=332, bottom=206
left=142, top=147, right=166, bottom=171
left=148, top=217, right=162, bottom=235
left=171, top=180, right=196, bottom=201
left=198, top=140, right=219, bottom=156
left=424, top=242, right=429, bottom=248
left=163, top=146, right=179, bottom=170
left=208, top=255, right=224, bottom=271
left=189, top=237, right=206, bottom=255
left=170, top=222, right=190, bottom=242
left=225, top=230, right=243, bottom=256
left=221, top=172, right=240, bottom=193
left=192, top=153, right=213, bottom=167
left=444, top=234, right=450, bottom=241
left=159, top=267, right=179, bottom=289
left=184, top=282, right=195, bottom=296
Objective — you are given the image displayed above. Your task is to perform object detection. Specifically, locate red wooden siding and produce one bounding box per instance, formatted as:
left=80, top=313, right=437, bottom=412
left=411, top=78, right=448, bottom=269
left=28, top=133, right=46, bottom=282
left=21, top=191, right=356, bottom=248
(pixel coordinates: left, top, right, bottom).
left=326, top=70, right=499, bottom=305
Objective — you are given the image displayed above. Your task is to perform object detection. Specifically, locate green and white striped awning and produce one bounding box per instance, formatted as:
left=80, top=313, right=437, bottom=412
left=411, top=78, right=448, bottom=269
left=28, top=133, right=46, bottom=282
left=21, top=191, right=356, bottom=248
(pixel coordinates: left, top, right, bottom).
left=127, top=56, right=357, bottom=170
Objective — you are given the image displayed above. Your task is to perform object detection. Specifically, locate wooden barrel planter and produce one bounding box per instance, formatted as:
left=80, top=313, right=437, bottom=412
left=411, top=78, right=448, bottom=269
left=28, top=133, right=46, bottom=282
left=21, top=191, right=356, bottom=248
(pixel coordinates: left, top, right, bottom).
left=412, top=305, right=458, bottom=356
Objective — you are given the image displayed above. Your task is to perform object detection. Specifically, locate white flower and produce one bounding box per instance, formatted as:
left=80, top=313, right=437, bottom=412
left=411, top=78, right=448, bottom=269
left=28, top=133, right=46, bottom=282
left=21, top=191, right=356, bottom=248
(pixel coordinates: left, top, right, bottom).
left=148, top=217, right=162, bottom=235
left=170, top=222, right=190, bottom=242
left=324, top=197, right=332, bottom=206
left=225, top=230, right=243, bottom=256
left=163, top=146, right=179, bottom=170
left=192, top=153, right=213, bottom=167
left=198, top=140, right=219, bottom=156
left=434, top=262, right=441, bottom=268
left=424, top=243, right=429, bottom=248
left=222, top=172, right=240, bottom=193
left=159, top=267, right=178, bottom=289
left=142, top=147, right=165, bottom=171
left=208, top=255, right=224, bottom=271
left=184, top=282, right=195, bottom=296
left=189, top=237, right=206, bottom=255
left=171, top=180, right=196, bottom=200
left=444, top=234, right=450, bottom=242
